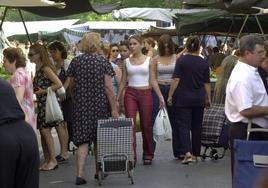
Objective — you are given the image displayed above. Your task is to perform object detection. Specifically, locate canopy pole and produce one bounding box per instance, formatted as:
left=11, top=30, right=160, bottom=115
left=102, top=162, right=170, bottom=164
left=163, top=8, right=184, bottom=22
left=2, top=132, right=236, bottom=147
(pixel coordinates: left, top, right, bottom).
left=18, top=8, right=32, bottom=45
left=0, top=7, right=8, bottom=31
left=254, top=15, right=266, bottom=40
left=237, top=14, right=249, bottom=39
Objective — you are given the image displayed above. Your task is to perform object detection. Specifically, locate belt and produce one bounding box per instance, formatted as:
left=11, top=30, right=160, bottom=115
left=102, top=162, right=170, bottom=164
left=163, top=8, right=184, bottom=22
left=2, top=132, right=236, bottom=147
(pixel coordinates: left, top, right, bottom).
left=158, top=81, right=171, bottom=86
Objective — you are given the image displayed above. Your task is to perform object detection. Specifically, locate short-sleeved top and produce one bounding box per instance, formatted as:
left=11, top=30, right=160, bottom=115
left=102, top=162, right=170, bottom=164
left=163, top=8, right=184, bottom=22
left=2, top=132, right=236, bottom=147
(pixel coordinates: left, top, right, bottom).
left=172, top=54, right=210, bottom=107
left=66, top=53, right=115, bottom=144
left=225, top=61, right=268, bottom=128
left=9, top=67, right=36, bottom=130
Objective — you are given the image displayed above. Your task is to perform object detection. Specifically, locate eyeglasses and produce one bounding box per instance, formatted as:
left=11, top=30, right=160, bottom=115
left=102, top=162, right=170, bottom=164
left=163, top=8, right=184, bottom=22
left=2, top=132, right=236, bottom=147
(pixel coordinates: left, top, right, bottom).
left=112, top=49, right=119, bottom=52
left=28, top=53, right=37, bottom=57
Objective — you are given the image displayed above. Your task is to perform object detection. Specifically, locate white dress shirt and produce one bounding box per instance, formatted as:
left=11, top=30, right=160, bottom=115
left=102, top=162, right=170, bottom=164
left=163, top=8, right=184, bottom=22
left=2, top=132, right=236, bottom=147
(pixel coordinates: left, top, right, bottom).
left=225, top=61, right=268, bottom=128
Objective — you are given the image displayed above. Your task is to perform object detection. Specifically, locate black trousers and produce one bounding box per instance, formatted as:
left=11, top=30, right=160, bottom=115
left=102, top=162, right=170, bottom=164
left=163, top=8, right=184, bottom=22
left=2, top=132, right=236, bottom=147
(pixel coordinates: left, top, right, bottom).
left=229, top=122, right=268, bottom=181
left=0, top=120, right=39, bottom=188
left=174, top=106, right=204, bottom=156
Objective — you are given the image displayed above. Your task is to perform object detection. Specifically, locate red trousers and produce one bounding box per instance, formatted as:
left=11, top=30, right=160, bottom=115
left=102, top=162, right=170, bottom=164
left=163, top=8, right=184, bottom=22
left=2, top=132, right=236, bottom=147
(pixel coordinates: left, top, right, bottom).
left=124, top=87, right=153, bottom=160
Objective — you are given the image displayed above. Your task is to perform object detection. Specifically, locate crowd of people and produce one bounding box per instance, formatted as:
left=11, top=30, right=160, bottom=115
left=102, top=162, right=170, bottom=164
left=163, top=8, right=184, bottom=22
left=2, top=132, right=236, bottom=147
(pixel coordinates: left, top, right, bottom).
left=1, top=32, right=268, bottom=187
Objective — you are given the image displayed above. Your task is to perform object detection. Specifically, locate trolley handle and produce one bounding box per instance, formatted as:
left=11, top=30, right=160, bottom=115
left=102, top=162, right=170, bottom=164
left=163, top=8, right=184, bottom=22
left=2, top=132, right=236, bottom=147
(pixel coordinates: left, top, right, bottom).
left=247, top=119, right=268, bottom=140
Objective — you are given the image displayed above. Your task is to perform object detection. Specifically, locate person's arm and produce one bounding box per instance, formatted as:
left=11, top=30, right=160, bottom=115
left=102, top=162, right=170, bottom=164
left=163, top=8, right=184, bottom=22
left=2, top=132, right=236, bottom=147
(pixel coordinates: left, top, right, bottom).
left=35, top=67, right=62, bottom=95
left=114, top=66, right=122, bottom=87
left=167, top=78, right=180, bottom=106
left=104, top=74, right=119, bottom=118
left=117, top=60, right=128, bottom=101
left=14, top=86, right=28, bottom=121
left=149, top=57, right=165, bottom=108
left=240, top=106, right=268, bottom=119
left=204, top=83, right=212, bottom=108
left=176, top=48, right=186, bottom=59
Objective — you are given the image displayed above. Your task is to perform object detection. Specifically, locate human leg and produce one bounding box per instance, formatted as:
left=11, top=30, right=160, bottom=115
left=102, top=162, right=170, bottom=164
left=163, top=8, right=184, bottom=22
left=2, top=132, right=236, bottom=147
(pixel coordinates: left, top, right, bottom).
left=151, top=89, right=159, bottom=151
left=191, top=107, right=204, bottom=157
left=175, top=107, right=193, bottom=164
left=138, top=89, right=153, bottom=161
left=124, top=88, right=139, bottom=161
left=55, top=122, right=69, bottom=160
left=40, top=128, right=57, bottom=170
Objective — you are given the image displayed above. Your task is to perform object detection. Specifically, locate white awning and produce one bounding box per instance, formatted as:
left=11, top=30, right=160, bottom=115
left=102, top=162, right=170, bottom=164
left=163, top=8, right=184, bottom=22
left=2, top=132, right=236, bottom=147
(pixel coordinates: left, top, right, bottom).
left=2, top=19, right=79, bottom=37
left=0, top=0, right=65, bottom=8
left=112, top=8, right=180, bottom=23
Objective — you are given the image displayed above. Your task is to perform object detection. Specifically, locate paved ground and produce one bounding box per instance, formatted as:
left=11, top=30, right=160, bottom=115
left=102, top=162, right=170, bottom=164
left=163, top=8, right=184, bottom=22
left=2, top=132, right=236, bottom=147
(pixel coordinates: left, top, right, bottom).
left=39, top=131, right=231, bottom=188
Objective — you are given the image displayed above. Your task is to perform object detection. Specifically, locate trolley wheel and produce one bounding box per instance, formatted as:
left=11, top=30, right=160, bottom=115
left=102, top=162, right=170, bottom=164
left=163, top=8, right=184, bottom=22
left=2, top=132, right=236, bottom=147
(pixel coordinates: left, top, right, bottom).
left=201, top=153, right=206, bottom=160
left=98, top=171, right=102, bottom=186
left=210, top=149, right=218, bottom=160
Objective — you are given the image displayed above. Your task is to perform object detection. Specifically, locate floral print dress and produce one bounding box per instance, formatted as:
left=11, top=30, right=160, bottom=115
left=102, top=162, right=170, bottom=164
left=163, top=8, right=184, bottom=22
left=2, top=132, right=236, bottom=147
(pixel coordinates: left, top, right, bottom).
left=67, top=53, right=114, bottom=145
left=33, top=67, right=59, bottom=129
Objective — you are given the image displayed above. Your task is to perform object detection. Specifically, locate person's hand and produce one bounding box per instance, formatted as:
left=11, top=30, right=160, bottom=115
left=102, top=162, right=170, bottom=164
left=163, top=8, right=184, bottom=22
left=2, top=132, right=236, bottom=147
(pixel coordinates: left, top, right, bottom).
left=34, top=87, right=45, bottom=95
left=111, top=110, right=119, bottom=118
left=205, top=100, right=212, bottom=109
left=167, top=96, right=173, bottom=106
left=159, top=96, right=165, bottom=109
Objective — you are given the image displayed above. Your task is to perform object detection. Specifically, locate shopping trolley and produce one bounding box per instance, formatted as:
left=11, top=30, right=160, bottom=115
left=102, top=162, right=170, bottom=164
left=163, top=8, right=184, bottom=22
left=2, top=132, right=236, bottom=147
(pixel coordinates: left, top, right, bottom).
left=97, top=118, right=134, bottom=186
left=233, top=120, right=268, bottom=188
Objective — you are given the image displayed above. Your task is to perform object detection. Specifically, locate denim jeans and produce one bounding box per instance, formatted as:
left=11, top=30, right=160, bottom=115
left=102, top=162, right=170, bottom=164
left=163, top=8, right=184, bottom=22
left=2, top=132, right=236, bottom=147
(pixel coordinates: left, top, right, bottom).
left=151, top=84, right=179, bottom=155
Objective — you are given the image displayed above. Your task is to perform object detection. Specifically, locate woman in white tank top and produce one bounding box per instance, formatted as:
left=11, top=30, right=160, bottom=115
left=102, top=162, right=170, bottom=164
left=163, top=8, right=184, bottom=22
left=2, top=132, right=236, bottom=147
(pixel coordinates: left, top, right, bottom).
left=118, top=35, right=153, bottom=165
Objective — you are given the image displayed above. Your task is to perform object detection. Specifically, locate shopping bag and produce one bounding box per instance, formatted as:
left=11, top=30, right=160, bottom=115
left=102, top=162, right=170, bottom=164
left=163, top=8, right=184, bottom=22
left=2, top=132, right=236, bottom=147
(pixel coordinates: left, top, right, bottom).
left=153, top=108, right=172, bottom=142
left=45, top=87, right=63, bottom=123
left=233, top=139, right=268, bottom=188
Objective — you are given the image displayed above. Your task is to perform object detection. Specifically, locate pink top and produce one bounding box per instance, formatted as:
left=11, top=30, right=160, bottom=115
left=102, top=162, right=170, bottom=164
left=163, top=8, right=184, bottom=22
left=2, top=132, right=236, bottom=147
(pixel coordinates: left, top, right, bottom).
left=9, top=67, right=36, bottom=131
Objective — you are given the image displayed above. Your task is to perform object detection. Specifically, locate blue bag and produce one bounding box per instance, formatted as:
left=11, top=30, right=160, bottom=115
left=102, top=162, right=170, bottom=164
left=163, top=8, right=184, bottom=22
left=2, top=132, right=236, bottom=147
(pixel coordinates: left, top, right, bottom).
left=233, top=139, right=268, bottom=188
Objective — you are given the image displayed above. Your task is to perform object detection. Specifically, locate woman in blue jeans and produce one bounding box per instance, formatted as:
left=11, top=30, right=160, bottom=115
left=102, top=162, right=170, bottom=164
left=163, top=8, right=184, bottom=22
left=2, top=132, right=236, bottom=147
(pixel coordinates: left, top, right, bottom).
left=150, top=34, right=179, bottom=156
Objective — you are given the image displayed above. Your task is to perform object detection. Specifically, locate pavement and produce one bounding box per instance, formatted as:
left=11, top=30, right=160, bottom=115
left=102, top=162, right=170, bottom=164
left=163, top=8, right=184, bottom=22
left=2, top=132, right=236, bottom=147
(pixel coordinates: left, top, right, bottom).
left=39, top=130, right=231, bottom=188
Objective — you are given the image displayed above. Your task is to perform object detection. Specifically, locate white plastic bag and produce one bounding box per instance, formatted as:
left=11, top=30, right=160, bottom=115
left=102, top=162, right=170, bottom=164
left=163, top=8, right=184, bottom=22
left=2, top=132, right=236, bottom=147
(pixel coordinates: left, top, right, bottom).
left=45, top=87, right=64, bottom=123
left=153, top=107, right=172, bottom=143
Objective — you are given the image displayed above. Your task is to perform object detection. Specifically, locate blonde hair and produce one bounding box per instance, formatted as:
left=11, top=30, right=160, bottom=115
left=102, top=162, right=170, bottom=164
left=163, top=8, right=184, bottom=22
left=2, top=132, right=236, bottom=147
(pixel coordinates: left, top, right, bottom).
left=30, top=43, right=56, bottom=73
left=80, top=32, right=101, bottom=53
left=213, top=55, right=238, bottom=104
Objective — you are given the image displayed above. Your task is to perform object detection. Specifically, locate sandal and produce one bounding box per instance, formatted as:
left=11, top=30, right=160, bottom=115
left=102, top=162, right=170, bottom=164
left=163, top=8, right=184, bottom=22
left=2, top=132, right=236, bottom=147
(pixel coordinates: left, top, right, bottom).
left=56, top=155, right=68, bottom=163
left=181, top=156, right=193, bottom=165
left=143, top=159, right=152, bottom=165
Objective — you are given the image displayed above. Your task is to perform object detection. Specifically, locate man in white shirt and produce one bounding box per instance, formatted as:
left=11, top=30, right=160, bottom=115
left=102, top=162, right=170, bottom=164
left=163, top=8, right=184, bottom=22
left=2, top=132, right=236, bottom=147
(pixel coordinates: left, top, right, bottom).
left=225, top=34, right=268, bottom=178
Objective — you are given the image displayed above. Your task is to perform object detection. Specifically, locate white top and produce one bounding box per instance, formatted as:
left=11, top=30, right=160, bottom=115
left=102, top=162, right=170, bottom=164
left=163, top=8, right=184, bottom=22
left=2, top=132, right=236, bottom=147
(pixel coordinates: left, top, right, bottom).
left=157, top=61, right=175, bottom=84
left=126, top=57, right=150, bottom=87
left=225, top=61, right=268, bottom=128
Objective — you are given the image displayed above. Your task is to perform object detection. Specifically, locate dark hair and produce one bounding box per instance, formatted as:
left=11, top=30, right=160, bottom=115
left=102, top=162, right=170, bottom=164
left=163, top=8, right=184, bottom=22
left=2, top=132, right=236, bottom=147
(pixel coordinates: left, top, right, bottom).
left=48, top=40, right=67, bottom=59
left=3, top=47, right=26, bottom=68
left=185, top=36, right=200, bottom=53
left=144, top=37, right=155, bottom=48
left=119, top=40, right=129, bottom=49
left=157, top=34, right=175, bottom=56
left=108, top=43, right=119, bottom=59
left=239, top=34, right=265, bottom=56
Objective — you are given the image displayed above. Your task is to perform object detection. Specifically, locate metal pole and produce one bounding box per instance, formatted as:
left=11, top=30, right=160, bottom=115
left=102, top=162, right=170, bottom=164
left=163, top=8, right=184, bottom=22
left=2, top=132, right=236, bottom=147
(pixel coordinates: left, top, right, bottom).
left=18, top=8, right=32, bottom=45
left=254, top=15, right=266, bottom=40
left=0, top=7, right=8, bottom=31
left=237, top=14, right=249, bottom=39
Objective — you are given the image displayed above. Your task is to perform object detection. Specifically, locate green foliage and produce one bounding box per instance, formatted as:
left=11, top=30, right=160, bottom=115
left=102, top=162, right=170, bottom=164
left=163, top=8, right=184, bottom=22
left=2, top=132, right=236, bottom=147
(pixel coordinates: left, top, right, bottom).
left=0, top=65, right=10, bottom=80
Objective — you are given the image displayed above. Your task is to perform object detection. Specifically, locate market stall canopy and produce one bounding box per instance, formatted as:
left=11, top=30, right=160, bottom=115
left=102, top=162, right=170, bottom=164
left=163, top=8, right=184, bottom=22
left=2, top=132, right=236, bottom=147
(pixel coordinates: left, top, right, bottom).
left=183, top=0, right=268, bottom=14
left=142, top=25, right=177, bottom=37
left=173, top=9, right=268, bottom=36
left=0, top=0, right=65, bottom=8
left=2, top=19, right=79, bottom=37
left=21, top=0, right=121, bottom=17
left=112, top=8, right=180, bottom=23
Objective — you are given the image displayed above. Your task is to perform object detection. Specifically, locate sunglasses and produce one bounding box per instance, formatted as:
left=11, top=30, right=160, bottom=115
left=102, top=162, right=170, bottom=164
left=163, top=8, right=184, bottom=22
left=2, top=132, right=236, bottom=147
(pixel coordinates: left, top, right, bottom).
left=28, top=53, right=37, bottom=57
left=112, top=49, right=119, bottom=52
